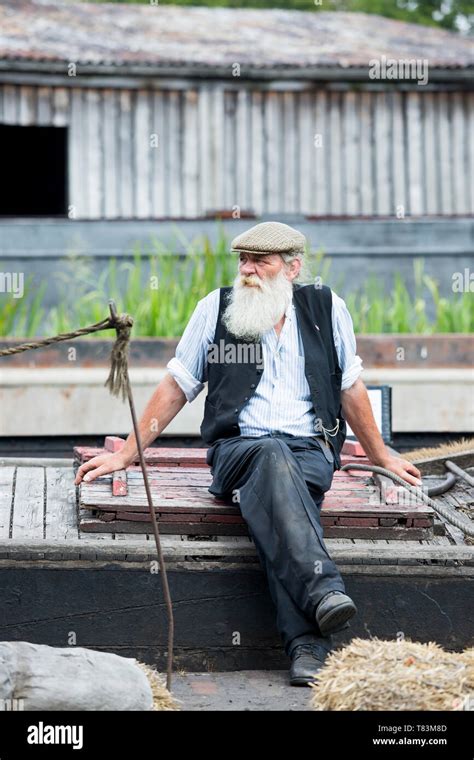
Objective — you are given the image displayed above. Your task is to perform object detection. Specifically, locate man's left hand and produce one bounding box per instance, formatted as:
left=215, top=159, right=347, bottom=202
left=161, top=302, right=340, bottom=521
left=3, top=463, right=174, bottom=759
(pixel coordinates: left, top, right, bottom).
left=374, top=455, right=422, bottom=487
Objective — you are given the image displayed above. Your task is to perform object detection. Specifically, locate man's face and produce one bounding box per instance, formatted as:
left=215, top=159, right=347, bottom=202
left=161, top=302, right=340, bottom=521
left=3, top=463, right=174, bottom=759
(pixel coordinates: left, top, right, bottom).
left=237, top=252, right=286, bottom=287
left=221, top=251, right=299, bottom=341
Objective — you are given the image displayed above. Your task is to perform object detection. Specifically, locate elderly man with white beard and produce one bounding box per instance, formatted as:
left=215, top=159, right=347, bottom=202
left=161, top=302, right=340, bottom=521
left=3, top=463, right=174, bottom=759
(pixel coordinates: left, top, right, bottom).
left=75, top=221, right=421, bottom=687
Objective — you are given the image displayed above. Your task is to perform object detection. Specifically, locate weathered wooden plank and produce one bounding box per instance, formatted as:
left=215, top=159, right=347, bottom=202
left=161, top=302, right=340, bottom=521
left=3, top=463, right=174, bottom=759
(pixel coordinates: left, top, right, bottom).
left=85, top=506, right=432, bottom=528
left=328, top=91, right=342, bottom=215
left=69, top=88, right=84, bottom=218
left=106, top=512, right=243, bottom=524
left=80, top=500, right=433, bottom=531
left=343, top=90, right=359, bottom=216
left=1, top=534, right=473, bottom=565
left=313, top=89, right=328, bottom=216
left=359, top=91, right=373, bottom=215
left=74, top=445, right=209, bottom=466
left=80, top=514, right=432, bottom=541
left=374, top=91, right=390, bottom=215
left=391, top=90, right=406, bottom=216
left=80, top=518, right=249, bottom=536
left=451, top=92, right=468, bottom=214
left=283, top=91, right=297, bottom=213
left=103, top=88, right=119, bottom=218
left=183, top=88, right=199, bottom=218
left=323, top=527, right=432, bottom=540
left=324, top=503, right=432, bottom=517
left=298, top=90, right=312, bottom=216
left=0, top=467, right=15, bottom=540
left=36, top=85, right=52, bottom=125
left=78, top=532, right=116, bottom=545
left=81, top=499, right=239, bottom=514
left=118, top=88, right=133, bottom=217
left=151, top=89, right=166, bottom=218
left=18, top=85, right=35, bottom=126
left=82, top=489, right=433, bottom=517
left=112, top=470, right=128, bottom=497
left=83, top=474, right=213, bottom=489
left=168, top=90, right=182, bottom=217
left=114, top=532, right=150, bottom=543
left=45, top=467, right=78, bottom=541
left=437, top=92, right=453, bottom=214
left=105, top=479, right=210, bottom=496
left=421, top=535, right=452, bottom=546
left=450, top=477, right=474, bottom=506
left=443, top=490, right=472, bottom=521
left=251, top=90, right=264, bottom=215
left=328, top=538, right=354, bottom=544
left=235, top=89, right=250, bottom=212
left=133, top=89, right=151, bottom=219
left=2, top=85, right=17, bottom=124
left=85, top=88, right=102, bottom=218
left=82, top=497, right=434, bottom=523
left=198, top=84, right=212, bottom=215
left=52, top=87, right=69, bottom=127
left=223, top=90, right=237, bottom=210
left=126, top=467, right=211, bottom=478
left=443, top=519, right=468, bottom=547
left=422, top=92, right=438, bottom=215
left=265, top=91, right=280, bottom=213
left=408, top=92, right=424, bottom=215
left=82, top=473, right=211, bottom=486
left=213, top=85, right=226, bottom=213
left=11, top=468, right=44, bottom=540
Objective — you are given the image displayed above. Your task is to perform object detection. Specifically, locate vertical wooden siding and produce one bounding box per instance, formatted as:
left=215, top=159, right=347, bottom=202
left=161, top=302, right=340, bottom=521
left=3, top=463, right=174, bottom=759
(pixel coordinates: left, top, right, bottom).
left=0, top=83, right=472, bottom=218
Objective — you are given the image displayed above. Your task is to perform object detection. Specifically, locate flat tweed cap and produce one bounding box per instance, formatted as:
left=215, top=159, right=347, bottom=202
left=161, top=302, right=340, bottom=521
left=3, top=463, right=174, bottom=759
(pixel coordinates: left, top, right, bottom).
left=230, top=222, right=306, bottom=256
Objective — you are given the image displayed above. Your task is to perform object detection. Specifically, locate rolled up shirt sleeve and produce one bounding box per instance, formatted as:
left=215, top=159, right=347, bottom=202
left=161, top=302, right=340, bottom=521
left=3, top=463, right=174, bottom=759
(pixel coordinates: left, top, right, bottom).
left=166, top=289, right=220, bottom=403
left=331, top=290, right=364, bottom=391
left=167, top=357, right=204, bottom=403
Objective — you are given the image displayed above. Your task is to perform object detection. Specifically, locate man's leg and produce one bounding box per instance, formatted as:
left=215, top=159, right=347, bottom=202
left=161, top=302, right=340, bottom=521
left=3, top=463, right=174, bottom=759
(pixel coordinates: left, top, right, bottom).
left=282, top=435, right=346, bottom=654
left=207, top=434, right=345, bottom=656
left=250, top=516, right=334, bottom=660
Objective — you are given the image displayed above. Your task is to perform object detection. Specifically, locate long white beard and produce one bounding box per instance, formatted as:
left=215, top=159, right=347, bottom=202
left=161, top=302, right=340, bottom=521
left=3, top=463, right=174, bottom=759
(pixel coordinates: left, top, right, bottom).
left=222, top=267, right=294, bottom=341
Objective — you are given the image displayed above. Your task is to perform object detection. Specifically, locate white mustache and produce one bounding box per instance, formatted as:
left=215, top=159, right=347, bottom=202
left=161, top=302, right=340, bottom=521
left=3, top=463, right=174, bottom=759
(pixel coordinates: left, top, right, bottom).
left=240, top=275, right=261, bottom=288
left=221, top=268, right=293, bottom=341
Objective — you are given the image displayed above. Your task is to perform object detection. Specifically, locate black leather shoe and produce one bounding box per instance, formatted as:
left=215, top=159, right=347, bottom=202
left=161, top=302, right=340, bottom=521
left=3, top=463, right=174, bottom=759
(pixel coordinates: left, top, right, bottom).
left=315, top=590, right=357, bottom=636
left=289, top=645, right=326, bottom=687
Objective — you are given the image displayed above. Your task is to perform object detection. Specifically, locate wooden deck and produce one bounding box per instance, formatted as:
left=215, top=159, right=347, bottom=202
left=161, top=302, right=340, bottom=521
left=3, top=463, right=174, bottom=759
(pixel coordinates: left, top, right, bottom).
left=76, top=444, right=437, bottom=540
left=0, top=455, right=471, bottom=563
left=0, top=456, right=472, bottom=669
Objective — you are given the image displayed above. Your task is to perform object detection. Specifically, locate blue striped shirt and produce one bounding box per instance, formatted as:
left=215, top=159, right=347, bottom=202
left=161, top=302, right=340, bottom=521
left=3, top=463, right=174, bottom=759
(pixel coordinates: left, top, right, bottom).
left=167, top=287, right=363, bottom=437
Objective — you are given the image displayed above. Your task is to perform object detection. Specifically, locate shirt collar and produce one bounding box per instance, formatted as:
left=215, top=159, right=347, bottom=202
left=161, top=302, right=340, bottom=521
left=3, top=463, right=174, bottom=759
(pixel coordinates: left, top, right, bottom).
left=285, top=295, right=295, bottom=321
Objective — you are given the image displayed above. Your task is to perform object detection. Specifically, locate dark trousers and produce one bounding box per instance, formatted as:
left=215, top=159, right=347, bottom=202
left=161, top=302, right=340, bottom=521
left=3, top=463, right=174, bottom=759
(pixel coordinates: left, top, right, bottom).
left=206, top=432, right=346, bottom=658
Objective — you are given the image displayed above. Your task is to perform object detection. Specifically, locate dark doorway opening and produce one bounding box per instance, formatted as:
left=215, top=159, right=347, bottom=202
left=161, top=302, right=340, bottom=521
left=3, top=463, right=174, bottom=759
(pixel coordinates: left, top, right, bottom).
left=0, top=124, right=68, bottom=216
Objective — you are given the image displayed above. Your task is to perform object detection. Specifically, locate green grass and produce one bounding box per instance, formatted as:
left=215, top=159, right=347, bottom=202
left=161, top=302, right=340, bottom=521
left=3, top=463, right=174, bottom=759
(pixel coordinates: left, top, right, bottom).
left=344, top=259, right=473, bottom=334
left=0, top=233, right=472, bottom=338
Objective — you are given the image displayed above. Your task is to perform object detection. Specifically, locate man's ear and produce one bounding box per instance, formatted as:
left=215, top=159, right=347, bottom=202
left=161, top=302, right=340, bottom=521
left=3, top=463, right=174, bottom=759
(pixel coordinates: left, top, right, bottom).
left=288, top=257, right=301, bottom=280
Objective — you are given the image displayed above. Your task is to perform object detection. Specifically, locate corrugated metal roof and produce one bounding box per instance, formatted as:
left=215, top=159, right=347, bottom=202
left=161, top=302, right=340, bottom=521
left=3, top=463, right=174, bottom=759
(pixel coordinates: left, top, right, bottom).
left=0, top=0, right=472, bottom=71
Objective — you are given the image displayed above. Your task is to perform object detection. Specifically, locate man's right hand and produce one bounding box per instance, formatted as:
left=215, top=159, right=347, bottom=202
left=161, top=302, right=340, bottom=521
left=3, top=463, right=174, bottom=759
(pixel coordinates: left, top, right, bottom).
left=74, top=451, right=132, bottom=486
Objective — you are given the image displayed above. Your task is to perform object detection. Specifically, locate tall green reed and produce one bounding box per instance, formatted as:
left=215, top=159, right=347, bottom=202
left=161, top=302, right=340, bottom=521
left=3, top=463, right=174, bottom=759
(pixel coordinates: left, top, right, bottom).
left=0, top=237, right=472, bottom=337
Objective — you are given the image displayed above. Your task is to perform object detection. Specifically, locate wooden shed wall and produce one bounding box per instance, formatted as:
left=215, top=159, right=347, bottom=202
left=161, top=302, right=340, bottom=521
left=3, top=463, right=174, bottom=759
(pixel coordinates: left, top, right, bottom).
left=0, top=83, right=472, bottom=219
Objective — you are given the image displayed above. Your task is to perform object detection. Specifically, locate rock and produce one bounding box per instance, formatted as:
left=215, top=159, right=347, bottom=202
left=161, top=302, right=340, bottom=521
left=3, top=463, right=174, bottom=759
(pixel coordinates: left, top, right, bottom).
left=0, top=642, right=154, bottom=711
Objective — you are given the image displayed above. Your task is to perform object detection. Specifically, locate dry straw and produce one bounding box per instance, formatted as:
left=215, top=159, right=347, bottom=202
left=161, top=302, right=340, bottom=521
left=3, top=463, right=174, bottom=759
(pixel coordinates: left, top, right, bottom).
left=135, top=661, right=181, bottom=711
left=309, top=638, right=474, bottom=711
left=403, top=437, right=474, bottom=463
